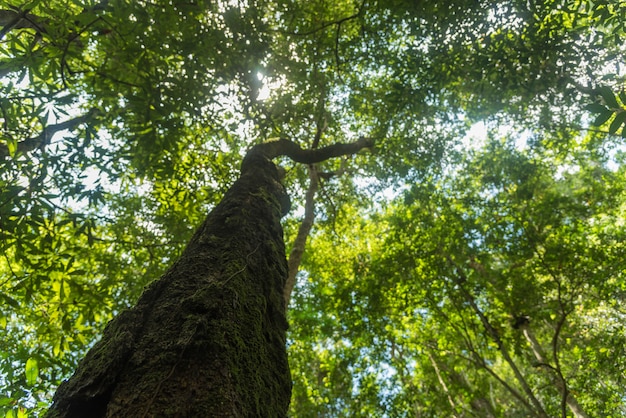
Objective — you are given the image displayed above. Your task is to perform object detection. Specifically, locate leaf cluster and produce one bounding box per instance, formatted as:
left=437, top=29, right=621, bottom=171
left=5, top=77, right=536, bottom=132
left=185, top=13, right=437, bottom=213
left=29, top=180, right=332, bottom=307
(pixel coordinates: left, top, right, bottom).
left=1, top=0, right=625, bottom=415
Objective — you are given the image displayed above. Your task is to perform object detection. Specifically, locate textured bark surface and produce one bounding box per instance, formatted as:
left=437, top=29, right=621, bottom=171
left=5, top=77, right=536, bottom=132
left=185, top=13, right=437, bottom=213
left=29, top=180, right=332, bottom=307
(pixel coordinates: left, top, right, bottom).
left=46, top=152, right=291, bottom=418
left=45, top=138, right=372, bottom=417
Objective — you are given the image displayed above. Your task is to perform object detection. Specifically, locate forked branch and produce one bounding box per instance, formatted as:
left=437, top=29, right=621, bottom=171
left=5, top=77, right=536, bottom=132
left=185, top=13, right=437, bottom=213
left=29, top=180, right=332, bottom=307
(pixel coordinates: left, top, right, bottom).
left=245, top=136, right=373, bottom=306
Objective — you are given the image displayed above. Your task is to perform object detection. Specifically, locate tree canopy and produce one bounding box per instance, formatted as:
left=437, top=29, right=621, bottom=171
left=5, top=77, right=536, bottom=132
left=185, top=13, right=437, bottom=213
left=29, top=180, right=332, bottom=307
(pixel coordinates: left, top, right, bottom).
left=1, top=0, right=625, bottom=416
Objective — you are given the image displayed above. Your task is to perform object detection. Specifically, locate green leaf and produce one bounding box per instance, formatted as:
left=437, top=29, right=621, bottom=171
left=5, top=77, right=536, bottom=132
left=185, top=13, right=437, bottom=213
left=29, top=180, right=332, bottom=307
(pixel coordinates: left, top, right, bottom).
left=25, top=358, right=38, bottom=386
left=598, top=86, right=620, bottom=108
left=586, top=103, right=609, bottom=114
left=592, top=109, right=614, bottom=126
left=0, top=294, right=20, bottom=309
left=5, top=137, right=17, bottom=158
left=2, top=1, right=626, bottom=415
left=609, top=112, right=626, bottom=135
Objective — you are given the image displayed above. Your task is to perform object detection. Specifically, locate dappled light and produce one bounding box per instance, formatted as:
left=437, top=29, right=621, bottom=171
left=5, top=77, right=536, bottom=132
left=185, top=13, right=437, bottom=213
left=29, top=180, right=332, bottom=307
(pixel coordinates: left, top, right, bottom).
left=1, top=0, right=626, bottom=416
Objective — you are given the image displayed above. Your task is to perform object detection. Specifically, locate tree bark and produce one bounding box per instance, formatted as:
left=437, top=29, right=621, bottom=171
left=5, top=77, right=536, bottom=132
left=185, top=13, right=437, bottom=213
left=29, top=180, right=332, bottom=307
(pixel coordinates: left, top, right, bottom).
left=45, top=138, right=371, bottom=417
left=284, top=164, right=318, bottom=306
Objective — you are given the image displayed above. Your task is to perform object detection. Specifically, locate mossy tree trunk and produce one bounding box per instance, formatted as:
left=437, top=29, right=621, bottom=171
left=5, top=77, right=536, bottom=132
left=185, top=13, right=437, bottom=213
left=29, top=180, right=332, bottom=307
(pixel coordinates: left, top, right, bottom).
left=45, top=138, right=372, bottom=417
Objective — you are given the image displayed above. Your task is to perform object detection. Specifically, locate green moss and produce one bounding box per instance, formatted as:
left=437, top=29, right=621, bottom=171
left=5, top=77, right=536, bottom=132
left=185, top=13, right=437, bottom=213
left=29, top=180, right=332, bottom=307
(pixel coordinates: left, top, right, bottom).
left=47, top=154, right=291, bottom=417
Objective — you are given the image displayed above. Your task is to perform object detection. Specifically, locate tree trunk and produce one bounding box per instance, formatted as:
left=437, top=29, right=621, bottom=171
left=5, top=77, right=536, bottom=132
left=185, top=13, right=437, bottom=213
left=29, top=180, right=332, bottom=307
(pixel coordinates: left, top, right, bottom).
left=46, top=151, right=292, bottom=417
left=45, top=138, right=372, bottom=417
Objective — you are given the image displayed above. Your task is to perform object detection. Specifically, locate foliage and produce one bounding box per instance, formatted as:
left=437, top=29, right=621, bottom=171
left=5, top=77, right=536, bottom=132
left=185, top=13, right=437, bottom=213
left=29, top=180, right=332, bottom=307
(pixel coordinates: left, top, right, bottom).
left=290, top=133, right=626, bottom=416
left=0, top=0, right=625, bottom=416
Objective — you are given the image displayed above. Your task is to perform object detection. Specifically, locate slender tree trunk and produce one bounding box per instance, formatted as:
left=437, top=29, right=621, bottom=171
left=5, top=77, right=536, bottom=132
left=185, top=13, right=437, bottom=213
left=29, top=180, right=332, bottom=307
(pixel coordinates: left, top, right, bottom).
left=519, top=322, right=589, bottom=418
left=427, top=353, right=459, bottom=417
left=284, top=164, right=318, bottom=306
left=448, top=259, right=549, bottom=418
left=46, top=138, right=372, bottom=417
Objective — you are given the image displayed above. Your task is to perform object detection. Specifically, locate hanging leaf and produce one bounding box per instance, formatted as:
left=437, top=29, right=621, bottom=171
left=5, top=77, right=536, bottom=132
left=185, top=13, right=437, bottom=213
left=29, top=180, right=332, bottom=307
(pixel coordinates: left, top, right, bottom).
left=25, top=358, right=39, bottom=386
left=592, top=109, right=614, bottom=126
left=5, top=137, right=18, bottom=158
left=585, top=103, right=609, bottom=114
left=609, top=111, right=626, bottom=135
left=597, top=86, right=620, bottom=108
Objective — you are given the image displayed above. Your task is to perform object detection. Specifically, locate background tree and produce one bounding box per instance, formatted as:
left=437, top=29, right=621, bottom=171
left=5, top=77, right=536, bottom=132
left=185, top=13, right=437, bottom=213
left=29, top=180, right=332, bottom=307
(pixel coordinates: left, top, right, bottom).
left=1, top=0, right=625, bottom=416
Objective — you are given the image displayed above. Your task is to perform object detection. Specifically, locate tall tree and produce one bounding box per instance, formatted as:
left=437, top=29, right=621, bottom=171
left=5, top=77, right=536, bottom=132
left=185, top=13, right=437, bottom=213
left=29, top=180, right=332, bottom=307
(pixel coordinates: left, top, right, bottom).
left=45, top=138, right=371, bottom=417
left=1, top=0, right=625, bottom=416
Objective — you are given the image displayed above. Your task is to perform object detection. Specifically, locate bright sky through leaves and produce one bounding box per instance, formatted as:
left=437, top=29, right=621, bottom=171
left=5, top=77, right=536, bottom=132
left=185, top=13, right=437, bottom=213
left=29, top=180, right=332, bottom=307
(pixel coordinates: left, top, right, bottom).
left=1, top=0, right=626, bottom=416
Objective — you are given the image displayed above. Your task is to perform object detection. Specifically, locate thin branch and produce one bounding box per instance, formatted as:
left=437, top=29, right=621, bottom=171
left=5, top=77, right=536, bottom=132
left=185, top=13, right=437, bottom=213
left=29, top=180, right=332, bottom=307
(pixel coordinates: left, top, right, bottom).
left=0, top=109, right=98, bottom=158
left=0, top=8, right=47, bottom=40
left=311, top=114, right=326, bottom=150
left=60, top=16, right=108, bottom=87
left=427, top=352, right=459, bottom=416
left=529, top=242, right=589, bottom=417
left=425, top=292, right=538, bottom=415
left=0, top=248, right=20, bottom=287
left=93, top=70, right=144, bottom=89
left=447, top=257, right=550, bottom=418
left=519, top=321, right=589, bottom=418
left=334, top=22, right=342, bottom=69
left=275, top=11, right=361, bottom=37
left=457, top=350, right=539, bottom=414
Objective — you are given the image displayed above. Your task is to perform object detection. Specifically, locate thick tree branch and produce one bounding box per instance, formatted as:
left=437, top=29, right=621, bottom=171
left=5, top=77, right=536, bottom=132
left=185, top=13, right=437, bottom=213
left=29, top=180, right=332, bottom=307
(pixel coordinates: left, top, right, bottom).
left=277, top=133, right=371, bottom=305
left=242, top=136, right=373, bottom=172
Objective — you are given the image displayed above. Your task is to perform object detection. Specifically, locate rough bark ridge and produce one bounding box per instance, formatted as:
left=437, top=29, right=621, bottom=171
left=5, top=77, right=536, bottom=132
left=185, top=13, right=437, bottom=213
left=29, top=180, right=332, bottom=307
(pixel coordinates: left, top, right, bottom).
left=45, top=138, right=372, bottom=418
